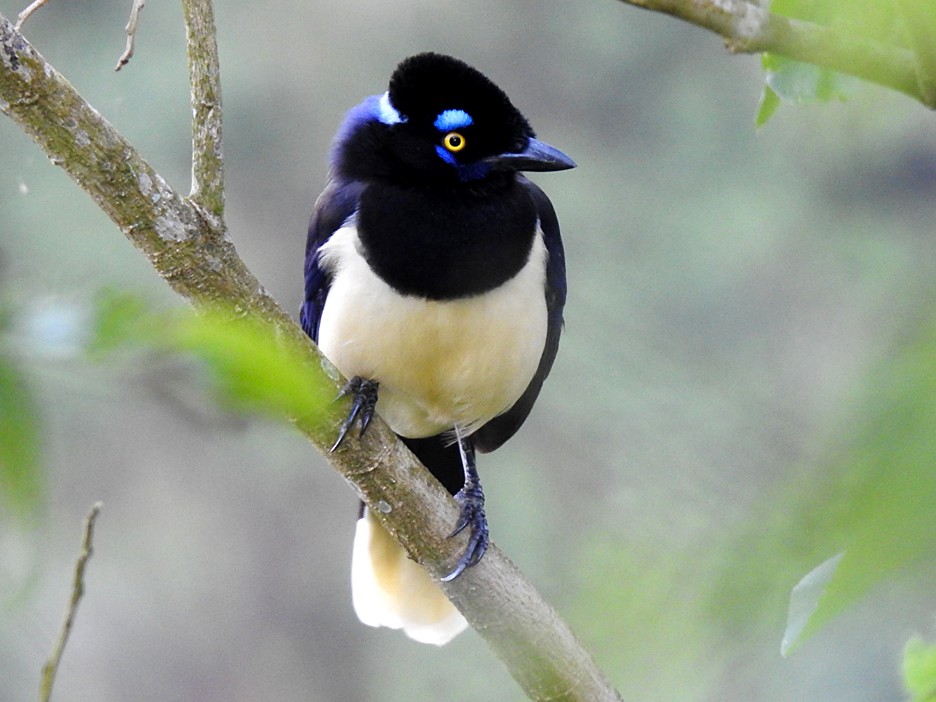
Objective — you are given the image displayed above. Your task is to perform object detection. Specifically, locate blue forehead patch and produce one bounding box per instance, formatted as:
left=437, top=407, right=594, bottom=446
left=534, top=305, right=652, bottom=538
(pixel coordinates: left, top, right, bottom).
left=434, top=109, right=473, bottom=132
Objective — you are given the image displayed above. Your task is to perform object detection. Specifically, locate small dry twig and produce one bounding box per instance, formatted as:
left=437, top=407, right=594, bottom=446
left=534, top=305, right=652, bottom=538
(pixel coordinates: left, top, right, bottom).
left=115, top=0, right=145, bottom=71
left=38, top=502, right=103, bottom=702
left=14, top=0, right=50, bottom=31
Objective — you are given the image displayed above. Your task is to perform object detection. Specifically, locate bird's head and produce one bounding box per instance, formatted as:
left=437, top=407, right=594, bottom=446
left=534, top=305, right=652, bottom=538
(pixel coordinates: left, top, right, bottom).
left=333, top=53, right=575, bottom=185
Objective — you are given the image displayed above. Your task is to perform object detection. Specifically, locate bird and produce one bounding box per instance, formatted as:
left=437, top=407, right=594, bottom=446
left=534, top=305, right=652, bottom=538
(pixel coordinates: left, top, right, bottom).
left=301, top=52, right=574, bottom=645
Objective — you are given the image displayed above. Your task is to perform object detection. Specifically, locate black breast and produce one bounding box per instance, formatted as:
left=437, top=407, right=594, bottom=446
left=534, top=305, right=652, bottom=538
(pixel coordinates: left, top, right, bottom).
left=356, top=178, right=538, bottom=300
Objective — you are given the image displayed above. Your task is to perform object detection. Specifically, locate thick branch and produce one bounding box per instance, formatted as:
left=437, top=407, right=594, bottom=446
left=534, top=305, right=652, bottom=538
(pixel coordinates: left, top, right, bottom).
left=0, top=15, right=622, bottom=701
left=617, top=0, right=928, bottom=106
left=182, top=0, right=224, bottom=218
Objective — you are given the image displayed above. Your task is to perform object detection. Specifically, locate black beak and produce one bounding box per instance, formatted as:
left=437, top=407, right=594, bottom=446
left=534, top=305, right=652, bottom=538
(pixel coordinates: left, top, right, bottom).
left=484, top=137, right=576, bottom=172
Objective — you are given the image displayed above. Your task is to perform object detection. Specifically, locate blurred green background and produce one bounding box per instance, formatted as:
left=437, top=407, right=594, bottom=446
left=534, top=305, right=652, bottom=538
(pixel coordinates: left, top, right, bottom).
left=3, top=0, right=936, bottom=700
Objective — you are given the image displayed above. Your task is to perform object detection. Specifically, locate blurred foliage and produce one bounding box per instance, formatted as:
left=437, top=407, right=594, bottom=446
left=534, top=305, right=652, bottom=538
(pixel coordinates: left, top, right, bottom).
left=805, top=322, right=936, bottom=636
left=758, top=0, right=910, bottom=124
left=2, top=282, right=340, bottom=522
left=0, top=346, right=43, bottom=519
left=90, top=290, right=334, bottom=424
left=782, top=552, right=844, bottom=656
left=570, top=310, right=936, bottom=696
left=3, top=0, right=936, bottom=699
left=905, top=636, right=936, bottom=702
left=714, top=315, right=936, bottom=648
left=0, top=287, right=43, bottom=519
left=758, top=54, right=860, bottom=125
left=770, top=0, right=906, bottom=45
left=87, top=288, right=155, bottom=354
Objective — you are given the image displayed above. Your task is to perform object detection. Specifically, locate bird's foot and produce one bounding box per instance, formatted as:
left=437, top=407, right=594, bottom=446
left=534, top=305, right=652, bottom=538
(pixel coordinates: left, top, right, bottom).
left=330, top=377, right=379, bottom=452
left=441, top=481, right=488, bottom=582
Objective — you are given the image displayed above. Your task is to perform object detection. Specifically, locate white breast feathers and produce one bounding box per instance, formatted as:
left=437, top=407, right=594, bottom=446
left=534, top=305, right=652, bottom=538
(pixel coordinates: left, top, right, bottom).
left=316, top=225, right=549, bottom=439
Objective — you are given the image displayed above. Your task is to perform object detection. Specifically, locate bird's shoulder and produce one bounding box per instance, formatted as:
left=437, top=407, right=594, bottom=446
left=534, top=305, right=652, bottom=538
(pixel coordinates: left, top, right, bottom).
left=301, top=176, right=365, bottom=341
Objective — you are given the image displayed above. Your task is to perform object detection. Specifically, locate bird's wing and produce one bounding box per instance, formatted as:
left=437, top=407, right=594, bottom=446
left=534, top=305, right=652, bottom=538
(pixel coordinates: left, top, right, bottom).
left=300, top=178, right=366, bottom=342
left=472, top=177, right=567, bottom=453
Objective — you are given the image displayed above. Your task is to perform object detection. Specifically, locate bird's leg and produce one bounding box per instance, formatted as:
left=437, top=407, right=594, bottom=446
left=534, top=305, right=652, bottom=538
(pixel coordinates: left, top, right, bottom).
left=330, top=377, right=380, bottom=452
left=441, top=431, right=489, bottom=582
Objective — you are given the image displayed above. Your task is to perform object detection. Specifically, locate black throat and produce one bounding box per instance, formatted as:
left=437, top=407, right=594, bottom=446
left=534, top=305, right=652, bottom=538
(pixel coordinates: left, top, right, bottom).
left=355, top=177, right=538, bottom=300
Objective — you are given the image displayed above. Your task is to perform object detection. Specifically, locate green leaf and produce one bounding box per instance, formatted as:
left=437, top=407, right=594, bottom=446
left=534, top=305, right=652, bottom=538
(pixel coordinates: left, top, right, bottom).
left=0, top=354, right=43, bottom=517
left=762, top=53, right=860, bottom=105
left=904, top=637, right=936, bottom=701
left=758, top=0, right=905, bottom=116
left=172, top=309, right=335, bottom=424
left=781, top=552, right=844, bottom=656
left=780, top=319, right=936, bottom=649
left=89, top=293, right=339, bottom=433
left=756, top=84, right=781, bottom=126
left=88, top=288, right=160, bottom=354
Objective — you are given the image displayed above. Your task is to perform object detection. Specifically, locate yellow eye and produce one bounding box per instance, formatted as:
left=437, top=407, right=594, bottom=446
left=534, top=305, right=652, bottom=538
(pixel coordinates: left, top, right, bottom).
left=442, top=132, right=467, bottom=153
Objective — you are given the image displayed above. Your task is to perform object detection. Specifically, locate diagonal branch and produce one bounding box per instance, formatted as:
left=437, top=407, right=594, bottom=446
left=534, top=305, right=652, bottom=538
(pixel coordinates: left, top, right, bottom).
left=616, top=0, right=929, bottom=107
left=0, top=13, right=623, bottom=702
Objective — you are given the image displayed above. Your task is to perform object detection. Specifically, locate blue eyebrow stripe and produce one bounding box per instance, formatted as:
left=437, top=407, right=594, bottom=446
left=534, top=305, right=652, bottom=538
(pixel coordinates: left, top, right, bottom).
left=434, top=109, right=473, bottom=131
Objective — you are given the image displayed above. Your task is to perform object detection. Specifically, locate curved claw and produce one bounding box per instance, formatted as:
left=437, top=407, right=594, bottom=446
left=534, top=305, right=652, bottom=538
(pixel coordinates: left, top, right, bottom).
left=441, top=484, right=488, bottom=582
left=330, top=377, right=379, bottom=452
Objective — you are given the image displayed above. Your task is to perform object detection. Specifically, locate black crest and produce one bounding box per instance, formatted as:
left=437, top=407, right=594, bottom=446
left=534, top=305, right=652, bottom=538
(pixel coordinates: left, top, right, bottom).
left=388, top=53, right=534, bottom=155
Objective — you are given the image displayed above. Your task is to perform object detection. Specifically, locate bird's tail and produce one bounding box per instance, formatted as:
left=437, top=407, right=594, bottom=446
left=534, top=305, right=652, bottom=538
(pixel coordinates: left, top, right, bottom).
left=351, top=507, right=468, bottom=645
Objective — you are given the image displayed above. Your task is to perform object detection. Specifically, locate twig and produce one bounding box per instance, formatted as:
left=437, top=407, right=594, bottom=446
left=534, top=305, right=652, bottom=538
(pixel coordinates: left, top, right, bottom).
left=14, top=0, right=50, bottom=31
left=114, top=0, right=145, bottom=72
left=38, top=502, right=103, bottom=702
left=181, top=0, right=224, bottom=218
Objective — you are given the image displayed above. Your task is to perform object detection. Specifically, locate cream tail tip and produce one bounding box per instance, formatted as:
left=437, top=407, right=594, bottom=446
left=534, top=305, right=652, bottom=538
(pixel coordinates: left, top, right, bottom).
left=351, top=509, right=469, bottom=645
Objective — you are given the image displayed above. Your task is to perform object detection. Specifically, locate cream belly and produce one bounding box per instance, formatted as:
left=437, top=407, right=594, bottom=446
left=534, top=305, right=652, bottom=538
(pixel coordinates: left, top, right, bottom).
left=316, top=225, right=549, bottom=438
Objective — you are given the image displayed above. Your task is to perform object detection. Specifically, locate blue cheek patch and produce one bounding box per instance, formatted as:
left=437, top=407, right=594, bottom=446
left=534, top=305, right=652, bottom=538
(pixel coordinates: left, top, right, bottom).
left=435, top=145, right=458, bottom=166
left=435, top=145, right=491, bottom=181
left=433, top=109, right=473, bottom=132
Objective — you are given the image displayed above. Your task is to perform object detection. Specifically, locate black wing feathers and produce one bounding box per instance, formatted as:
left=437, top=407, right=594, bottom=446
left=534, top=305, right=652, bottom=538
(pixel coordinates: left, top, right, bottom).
left=300, top=179, right=365, bottom=342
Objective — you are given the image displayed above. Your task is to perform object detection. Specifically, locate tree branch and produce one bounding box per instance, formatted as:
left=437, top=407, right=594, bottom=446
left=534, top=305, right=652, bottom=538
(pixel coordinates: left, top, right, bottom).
left=616, top=0, right=929, bottom=107
left=39, top=502, right=102, bottom=702
left=0, top=13, right=623, bottom=701
left=14, top=0, right=49, bottom=31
